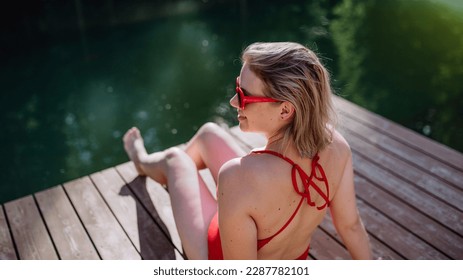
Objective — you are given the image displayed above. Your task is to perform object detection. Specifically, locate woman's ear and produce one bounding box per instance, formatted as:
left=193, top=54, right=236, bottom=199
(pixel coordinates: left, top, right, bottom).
left=280, top=101, right=295, bottom=121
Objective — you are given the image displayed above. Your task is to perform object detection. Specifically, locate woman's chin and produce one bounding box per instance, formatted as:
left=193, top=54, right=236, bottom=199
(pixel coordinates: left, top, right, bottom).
left=238, top=122, right=249, bottom=132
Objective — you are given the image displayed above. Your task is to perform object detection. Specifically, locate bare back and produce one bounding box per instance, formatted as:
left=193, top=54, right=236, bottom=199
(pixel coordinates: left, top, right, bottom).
left=225, top=130, right=351, bottom=259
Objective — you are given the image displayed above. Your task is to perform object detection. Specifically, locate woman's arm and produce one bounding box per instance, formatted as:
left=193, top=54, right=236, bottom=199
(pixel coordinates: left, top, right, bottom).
left=217, top=158, right=258, bottom=259
left=329, top=151, right=372, bottom=260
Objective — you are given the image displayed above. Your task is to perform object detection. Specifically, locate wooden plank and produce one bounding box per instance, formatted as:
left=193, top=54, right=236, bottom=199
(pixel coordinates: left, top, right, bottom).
left=356, top=199, right=448, bottom=259
left=354, top=175, right=463, bottom=259
left=320, top=213, right=404, bottom=260
left=0, top=206, right=17, bottom=259
left=343, top=128, right=463, bottom=211
left=63, top=176, right=140, bottom=259
left=352, top=153, right=463, bottom=236
left=340, top=113, right=463, bottom=190
left=309, top=228, right=351, bottom=260
left=115, top=162, right=184, bottom=259
left=91, top=167, right=178, bottom=259
left=4, top=196, right=58, bottom=259
left=334, top=95, right=463, bottom=172
left=35, top=186, right=99, bottom=260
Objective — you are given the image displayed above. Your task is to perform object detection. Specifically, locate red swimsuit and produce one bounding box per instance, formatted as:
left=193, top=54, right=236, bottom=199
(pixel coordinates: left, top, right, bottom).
left=207, top=150, right=330, bottom=260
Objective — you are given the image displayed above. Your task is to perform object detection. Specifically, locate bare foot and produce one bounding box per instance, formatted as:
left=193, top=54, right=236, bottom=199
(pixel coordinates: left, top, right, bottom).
left=123, top=127, right=147, bottom=176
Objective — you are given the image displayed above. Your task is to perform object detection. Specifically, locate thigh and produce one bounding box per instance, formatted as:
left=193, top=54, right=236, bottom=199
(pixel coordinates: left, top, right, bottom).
left=185, top=123, right=246, bottom=183
left=163, top=149, right=218, bottom=259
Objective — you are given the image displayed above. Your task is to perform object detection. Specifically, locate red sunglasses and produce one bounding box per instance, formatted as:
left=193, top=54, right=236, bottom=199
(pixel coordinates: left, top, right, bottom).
left=235, top=77, right=279, bottom=110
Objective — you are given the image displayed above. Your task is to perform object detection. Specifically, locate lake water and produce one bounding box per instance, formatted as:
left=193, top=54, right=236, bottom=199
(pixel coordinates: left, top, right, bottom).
left=1, top=0, right=462, bottom=203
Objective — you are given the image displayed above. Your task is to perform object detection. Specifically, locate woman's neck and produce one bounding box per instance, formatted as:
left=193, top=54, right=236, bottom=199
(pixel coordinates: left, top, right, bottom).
left=265, top=133, right=297, bottom=157
left=267, top=134, right=282, bottom=146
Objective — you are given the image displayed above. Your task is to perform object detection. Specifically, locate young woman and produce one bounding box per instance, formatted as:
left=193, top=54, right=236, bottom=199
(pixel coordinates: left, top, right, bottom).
left=123, top=42, right=372, bottom=260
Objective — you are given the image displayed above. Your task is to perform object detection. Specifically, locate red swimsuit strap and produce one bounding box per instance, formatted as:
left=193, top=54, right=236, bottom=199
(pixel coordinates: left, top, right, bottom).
left=252, top=150, right=330, bottom=209
left=251, top=150, right=331, bottom=249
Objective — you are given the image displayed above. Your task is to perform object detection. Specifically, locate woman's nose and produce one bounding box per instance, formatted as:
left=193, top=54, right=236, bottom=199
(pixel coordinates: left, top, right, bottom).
left=230, top=94, right=239, bottom=109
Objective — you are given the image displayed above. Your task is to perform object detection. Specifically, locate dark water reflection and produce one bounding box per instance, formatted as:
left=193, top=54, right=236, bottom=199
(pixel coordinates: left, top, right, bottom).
left=331, top=0, right=463, bottom=148
left=1, top=0, right=462, bottom=203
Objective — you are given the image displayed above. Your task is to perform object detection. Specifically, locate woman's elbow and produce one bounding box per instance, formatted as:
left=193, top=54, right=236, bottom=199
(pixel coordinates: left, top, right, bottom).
left=338, top=218, right=372, bottom=259
left=338, top=216, right=363, bottom=234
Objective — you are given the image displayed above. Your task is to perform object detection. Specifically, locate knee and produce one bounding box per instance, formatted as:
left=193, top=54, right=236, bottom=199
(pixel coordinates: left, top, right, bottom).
left=163, top=146, right=197, bottom=167
left=164, top=147, right=185, bottom=161
left=199, top=122, right=222, bottom=134
left=197, top=122, right=225, bottom=141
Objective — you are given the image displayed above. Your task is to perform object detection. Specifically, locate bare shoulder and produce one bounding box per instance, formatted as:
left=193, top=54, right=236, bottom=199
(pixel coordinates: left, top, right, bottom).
left=218, top=154, right=281, bottom=199
left=219, top=154, right=272, bottom=184
left=319, top=129, right=353, bottom=191
left=218, top=156, right=260, bottom=205
left=332, top=129, right=351, bottom=153
left=219, top=156, right=256, bottom=184
left=325, top=129, right=352, bottom=163
left=218, top=157, right=243, bottom=193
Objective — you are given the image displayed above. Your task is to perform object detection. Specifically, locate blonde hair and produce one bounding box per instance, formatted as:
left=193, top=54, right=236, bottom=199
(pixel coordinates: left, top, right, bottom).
left=242, top=42, right=337, bottom=158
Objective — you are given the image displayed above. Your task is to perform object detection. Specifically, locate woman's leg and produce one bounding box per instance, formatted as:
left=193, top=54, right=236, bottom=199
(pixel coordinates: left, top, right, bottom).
left=184, top=122, right=246, bottom=182
left=123, top=123, right=246, bottom=183
left=122, top=123, right=245, bottom=259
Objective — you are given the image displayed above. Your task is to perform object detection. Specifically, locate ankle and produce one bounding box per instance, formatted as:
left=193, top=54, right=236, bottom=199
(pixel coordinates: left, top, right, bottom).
left=137, top=153, right=150, bottom=165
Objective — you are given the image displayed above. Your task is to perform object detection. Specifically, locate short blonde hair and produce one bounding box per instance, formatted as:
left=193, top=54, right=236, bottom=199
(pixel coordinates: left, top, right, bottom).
left=242, top=42, right=336, bottom=158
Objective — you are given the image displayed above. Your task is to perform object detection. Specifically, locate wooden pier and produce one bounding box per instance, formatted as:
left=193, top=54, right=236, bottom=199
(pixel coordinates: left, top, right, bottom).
left=1, top=96, right=462, bottom=260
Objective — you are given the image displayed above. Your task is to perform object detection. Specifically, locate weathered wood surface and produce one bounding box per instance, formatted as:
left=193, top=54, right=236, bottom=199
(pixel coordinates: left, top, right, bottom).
left=4, top=196, right=58, bottom=259
left=35, top=186, right=99, bottom=260
left=0, top=206, right=16, bottom=259
left=0, top=96, right=461, bottom=259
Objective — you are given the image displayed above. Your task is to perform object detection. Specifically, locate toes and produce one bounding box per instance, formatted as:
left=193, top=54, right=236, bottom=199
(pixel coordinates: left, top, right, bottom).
left=123, top=127, right=140, bottom=142
left=134, top=128, right=141, bottom=139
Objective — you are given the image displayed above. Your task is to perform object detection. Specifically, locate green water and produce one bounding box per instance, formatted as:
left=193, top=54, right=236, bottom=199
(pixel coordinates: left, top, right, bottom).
left=1, top=0, right=462, bottom=204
